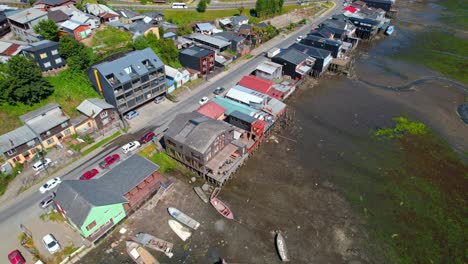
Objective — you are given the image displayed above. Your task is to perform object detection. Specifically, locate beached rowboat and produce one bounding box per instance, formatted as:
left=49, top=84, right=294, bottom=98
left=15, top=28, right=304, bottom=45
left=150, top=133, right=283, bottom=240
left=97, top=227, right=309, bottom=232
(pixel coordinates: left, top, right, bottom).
left=168, top=219, right=192, bottom=241
left=168, top=207, right=200, bottom=230
left=194, top=186, right=209, bottom=203
left=126, top=241, right=159, bottom=264
left=210, top=197, right=234, bottom=220
left=133, top=232, right=174, bottom=258
left=276, top=232, right=290, bottom=262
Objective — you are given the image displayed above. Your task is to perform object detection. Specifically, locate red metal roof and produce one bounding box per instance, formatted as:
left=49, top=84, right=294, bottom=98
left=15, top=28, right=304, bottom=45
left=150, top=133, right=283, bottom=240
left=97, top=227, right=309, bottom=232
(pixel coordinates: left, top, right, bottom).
left=238, top=75, right=274, bottom=94
left=196, top=101, right=225, bottom=120
left=2, top=44, right=20, bottom=56
left=343, top=6, right=357, bottom=13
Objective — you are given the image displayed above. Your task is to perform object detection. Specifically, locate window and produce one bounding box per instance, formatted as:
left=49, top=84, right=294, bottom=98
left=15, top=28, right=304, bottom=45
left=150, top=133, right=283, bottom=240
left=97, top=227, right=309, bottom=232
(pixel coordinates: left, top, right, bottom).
left=43, top=62, right=51, bottom=68
left=100, top=111, right=108, bottom=118
left=27, top=140, right=36, bottom=147
left=40, top=53, right=47, bottom=59
left=63, top=129, right=71, bottom=135
left=51, top=49, right=58, bottom=55
left=46, top=138, right=55, bottom=144
left=61, top=122, right=68, bottom=128
left=46, top=131, right=51, bottom=136
left=55, top=58, right=62, bottom=64
left=6, top=148, right=16, bottom=156
left=86, top=220, right=97, bottom=231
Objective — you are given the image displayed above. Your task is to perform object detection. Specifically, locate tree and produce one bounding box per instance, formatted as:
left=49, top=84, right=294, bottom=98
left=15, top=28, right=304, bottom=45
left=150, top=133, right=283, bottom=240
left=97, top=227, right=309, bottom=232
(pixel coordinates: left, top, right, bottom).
left=58, top=36, right=95, bottom=71
left=278, top=0, right=284, bottom=12
left=140, top=0, right=147, bottom=5
left=197, top=0, right=207, bottom=12
left=0, top=55, right=53, bottom=105
left=33, top=19, right=59, bottom=41
left=133, top=35, right=150, bottom=50
left=238, top=6, right=245, bottom=15
left=134, top=33, right=181, bottom=68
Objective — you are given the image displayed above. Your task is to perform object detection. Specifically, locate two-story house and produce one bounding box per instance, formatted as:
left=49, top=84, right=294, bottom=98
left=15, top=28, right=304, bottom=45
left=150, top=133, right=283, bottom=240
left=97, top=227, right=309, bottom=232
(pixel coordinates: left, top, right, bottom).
left=75, top=98, right=116, bottom=134
left=255, top=61, right=282, bottom=80
left=0, top=11, right=11, bottom=37
left=164, top=65, right=189, bottom=88
left=22, top=40, right=66, bottom=72
left=0, top=126, right=41, bottom=166
left=33, top=0, right=76, bottom=10
left=60, top=20, right=92, bottom=40
left=87, top=48, right=166, bottom=114
left=179, top=46, right=215, bottom=76
left=164, top=112, right=247, bottom=186
left=301, top=34, right=344, bottom=58
left=272, top=48, right=315, bottom=80
left=6, top=8, right=48, bottom=42
left=289, top=42, right=333, bottom=76
left=213, top=31, right=248, bottom=55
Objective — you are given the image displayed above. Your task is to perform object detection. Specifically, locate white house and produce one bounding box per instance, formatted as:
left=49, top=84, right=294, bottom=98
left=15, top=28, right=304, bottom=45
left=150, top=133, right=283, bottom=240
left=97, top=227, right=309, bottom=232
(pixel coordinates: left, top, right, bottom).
left=164, top=65, right=190, bottom=88
left=85, top=4, right=119, bottom=23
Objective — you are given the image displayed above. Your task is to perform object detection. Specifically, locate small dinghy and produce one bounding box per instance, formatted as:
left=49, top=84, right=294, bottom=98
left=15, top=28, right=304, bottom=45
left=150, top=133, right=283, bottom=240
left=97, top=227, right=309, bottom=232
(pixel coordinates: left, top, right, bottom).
left=168, top=219, right=192, bottom=241
left=194, top=186, right=209, bottom=203
left=133, top=232, right=174, bottom=258
left=126, top=241, right=159, bottom=264
left=168, top=207, right=200, bottom=230
left=210, top=197, right=234, bottom=220
left=276, top=232, right=290, bottom=262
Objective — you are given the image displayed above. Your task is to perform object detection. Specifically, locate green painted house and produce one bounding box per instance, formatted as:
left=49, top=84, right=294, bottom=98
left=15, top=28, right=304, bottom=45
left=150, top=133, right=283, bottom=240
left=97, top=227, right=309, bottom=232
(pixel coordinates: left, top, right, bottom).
left=54, top=155, right=168, bottom=242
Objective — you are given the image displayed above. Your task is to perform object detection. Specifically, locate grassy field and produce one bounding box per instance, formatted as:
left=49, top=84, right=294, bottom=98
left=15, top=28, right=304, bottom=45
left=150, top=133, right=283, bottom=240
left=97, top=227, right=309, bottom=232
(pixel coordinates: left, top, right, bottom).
left=0, top=70, right=99, bottom=135
left=333, top=118, right=467, bottom=263
left=396, top=31, right=468, bottom=84
left=144, top=151, right=177, bottom=173
left=438, top=0, right=468, bottom=28
left=91, top=26, right=133, bottom=56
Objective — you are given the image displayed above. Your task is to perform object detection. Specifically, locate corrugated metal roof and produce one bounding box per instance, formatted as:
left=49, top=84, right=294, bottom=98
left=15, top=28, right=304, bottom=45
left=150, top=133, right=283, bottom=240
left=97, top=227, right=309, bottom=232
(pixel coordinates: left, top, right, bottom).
left=196, top=101, right=225, bottom=119
left=239, top=75, right=274, bottom=94
left=77, top=98, right=114, bottom=118
left=212, top=97, right=257, bottom=116
left=256, top=61, right=282, bottom=75
left=6, top=8, right=47, bottom=24
left=0, top=126, right=36, bottom=153
left=226, top=85, right=265, bottom=105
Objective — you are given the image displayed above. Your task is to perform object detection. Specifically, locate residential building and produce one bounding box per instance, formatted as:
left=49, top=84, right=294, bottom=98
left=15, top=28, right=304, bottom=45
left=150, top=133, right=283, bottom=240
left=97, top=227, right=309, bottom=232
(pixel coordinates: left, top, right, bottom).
left=225, top=110, right=267, bottom=153
left=218, top=18, right=232, bottom=29
left=196, top=101, right=226, bottom=120
left=272, top=48, right=315, bottom=80
left=361, top=0, right=395, bottom=12
left=22, top=40, right=66, bottom=72
left=85, top=4, right=119, bottom=23
left=255, top=61, right=283, bottom=81
left=143, top=11, right=164, bottom=25
left=33, top=0, right=76, bottom=10
left=164, top=112, right=248, bottom=185
left=308, top=27, right=335, bottom=39
left=239, top=75, right=286, bottom=101
left=301, top=34, right=344, bottom=58
left=115, top=9, right=142, bottom=23
left=0, top=40, right=27, bottom=63
left=129, top=22, right=160, bottom=40
left=20, top=103, right=75, bottom=148
left=179, top=46, right=215, bottom=75
left=161, top=21, right=178, bottom=34
left=60, top=20, right=92, bottom=40
left=225, top=85, right=287, bottom=117
left=87, top=48, right=166, bottom=114
left=231, top=15, right=248, bottom=27
left=0, top=10, right=11, bottom=37
left=70, top=10, right=100, bottom=29
left=187, top=33, right=231, bottom=52
left=164, top=65, right=189, bottom=88
left=6, top=8, right=48, bottom=42
left=319, top=18, right=357, bottom=40
left=289, top=42, right=333, bottom=76
left=54, top=155, right=171, bottom=242
left=237, top=24, right=253, bottom=37
left=75, top=98, right=116, bottom=134
left=47, top=10, right=69, bottom=23
left=0, top=126, right=40, bottom=166
left=213, top=31, right=247, bottom=54
left=163, top=32, right=177, bottom=40
left=194, top=22, right=217, bottom=35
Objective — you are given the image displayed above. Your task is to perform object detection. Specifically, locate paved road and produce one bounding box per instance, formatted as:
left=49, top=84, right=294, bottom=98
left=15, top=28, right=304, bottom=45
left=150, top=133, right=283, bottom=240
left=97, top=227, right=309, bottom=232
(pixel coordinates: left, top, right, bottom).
left=0, top=0, right=342, bottom=260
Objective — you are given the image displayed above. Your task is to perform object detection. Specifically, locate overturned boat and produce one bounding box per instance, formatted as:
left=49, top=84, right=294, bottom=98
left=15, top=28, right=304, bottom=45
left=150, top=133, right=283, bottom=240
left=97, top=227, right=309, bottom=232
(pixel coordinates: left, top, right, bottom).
left=168, top=219, right=192, bottom=241
left=126, top=241, right=159, bottom=264
left=168, top=207, right=200, bottom=230
left=194, top=186, right=209, bottom=203
left=275, top=232, right=290, bottom=262
left=133, top=232, right=174, bottom=258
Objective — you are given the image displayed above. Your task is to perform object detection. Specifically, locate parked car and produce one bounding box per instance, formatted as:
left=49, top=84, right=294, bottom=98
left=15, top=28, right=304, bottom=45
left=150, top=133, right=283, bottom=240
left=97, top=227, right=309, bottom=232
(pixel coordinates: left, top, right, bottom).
left=39, top=177, right=61, bottom=194
left=99, top=154, right=120, bottom=169
left=213, top=87, right=225, bottom=95
left=121, top=141, right=141, bottom=154
left=39, top=193, right=56, bottom=209
left=42, top=234, right=60, bottom=254
left=80, top=169, right=99, bottom=180
left=8, top=249, right=25, bottom=264
left=154, top=95, right=166, bottom=104
left=140, top=131, right=156, bottom=144
left=32, top=158, right=52, bottom=171
left=125, top=110, right=139, bottom=120
left=199, top=96, right=209, bottom=105
left=296, top=35, right=303, bottom=42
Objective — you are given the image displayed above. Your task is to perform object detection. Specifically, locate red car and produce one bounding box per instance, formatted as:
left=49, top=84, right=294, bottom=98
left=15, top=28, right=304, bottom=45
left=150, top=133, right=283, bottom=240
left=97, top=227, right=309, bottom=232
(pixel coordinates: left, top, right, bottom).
left=80, top=169, right=99, bottom=180
left=140, top=131, right=155, bottom=144
left=99, top=154, right=120, bottom=169
left=8, top=250, right=25, bottom=264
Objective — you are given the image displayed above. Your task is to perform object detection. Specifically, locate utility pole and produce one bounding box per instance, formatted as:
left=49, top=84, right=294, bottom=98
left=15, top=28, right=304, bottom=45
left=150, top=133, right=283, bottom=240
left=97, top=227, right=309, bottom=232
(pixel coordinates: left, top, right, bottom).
left=24, top=123, right=49, bottom=176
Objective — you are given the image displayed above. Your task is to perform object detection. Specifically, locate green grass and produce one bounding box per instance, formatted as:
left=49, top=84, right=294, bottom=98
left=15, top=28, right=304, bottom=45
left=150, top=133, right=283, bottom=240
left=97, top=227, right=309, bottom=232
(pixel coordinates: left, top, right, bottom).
left=39, top=210, right=65, bottom=222
left=395, top=31, right=468, bottom=84
left=144, top=152, right=177, bottom=173
left=437, top=0, right=468, bottom=28
left=81, top=131, right=121, bottom=156
left=91, top=26, right=133, bottom=53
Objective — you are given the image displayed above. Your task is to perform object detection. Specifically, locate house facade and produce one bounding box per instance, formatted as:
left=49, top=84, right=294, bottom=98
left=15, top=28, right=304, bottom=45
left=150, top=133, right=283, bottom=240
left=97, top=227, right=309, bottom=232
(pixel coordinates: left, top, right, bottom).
left=0, top=11, right=11, bottom=37
left=255, top=61, right=282, bottom=81
left=6, top=8, right=48, bottom=42
left=289, top=43, right=333, bottom=76
left=60, top=20, right=92, bottom=40
left=75, top=98, right=116, bottom=134
left=33, top=0, right=76, bottom=10
left=272, top=48, right=314, bottom=80
left=87, top=48, right=166, bottom=114
left=54, top=155, right=170, bottom=242
left=213, top=32, right=247, bottom=54
left=85, top=4, right=120, bottom=23
left=22, top=40, right=66, bottom=72
left=0, top=126, right=40, bottom=166
left=179, top=46, right=215, bottom=75
left=238, top=75, right=287, bottom=100
left=301, top=34, right=344, bottom=58
left=187, top=33, right=231, bottom=53
left=164, top=65, right=189, bottom=88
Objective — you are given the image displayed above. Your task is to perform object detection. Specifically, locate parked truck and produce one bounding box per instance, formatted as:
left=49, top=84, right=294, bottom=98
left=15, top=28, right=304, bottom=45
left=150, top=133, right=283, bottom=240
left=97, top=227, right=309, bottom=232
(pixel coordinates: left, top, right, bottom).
left=267, top=47, right=281, bottom=58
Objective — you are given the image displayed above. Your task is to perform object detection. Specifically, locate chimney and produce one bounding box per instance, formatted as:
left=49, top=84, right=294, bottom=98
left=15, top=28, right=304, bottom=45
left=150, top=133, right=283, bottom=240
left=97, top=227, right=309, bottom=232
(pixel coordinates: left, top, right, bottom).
left=9, top=139, right=14, bottom=147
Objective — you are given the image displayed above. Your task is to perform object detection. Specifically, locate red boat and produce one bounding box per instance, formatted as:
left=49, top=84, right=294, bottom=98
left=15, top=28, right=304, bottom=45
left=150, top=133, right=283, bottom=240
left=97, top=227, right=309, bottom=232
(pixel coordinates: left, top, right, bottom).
left=210, top=197, right=234, bottom=220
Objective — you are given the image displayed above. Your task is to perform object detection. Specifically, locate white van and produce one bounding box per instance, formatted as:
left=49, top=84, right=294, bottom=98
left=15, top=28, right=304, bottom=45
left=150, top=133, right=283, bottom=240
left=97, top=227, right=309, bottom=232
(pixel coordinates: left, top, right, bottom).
left=32, top=158, right=52, bottom=171
left=121, top=141, right=141, bottom=154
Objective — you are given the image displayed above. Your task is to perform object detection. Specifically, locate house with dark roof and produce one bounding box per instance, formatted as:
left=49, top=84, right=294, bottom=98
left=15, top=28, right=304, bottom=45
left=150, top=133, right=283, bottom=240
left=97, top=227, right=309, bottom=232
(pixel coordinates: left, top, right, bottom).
left=161, top=21, right=179, bottom=34
left=87, top=48, right=166, bottom=114
left=54, top=155, right=170, bottom=242
left=301, top=34, right=345, bottom=58
left=271, top=48, right=315, bottom=80
left=85, top=3, right=120, bottom=23
left=213, top=31, right=247, bottom=54
left=289, top=42, right=333, bottom=76
left=226, top=110, right=267, bottom=153
left=0, top=10, right=11, bottom=37
left=0, top=126, right=40, bottom=166
left=319, top=18, right=356, bottom=40
left=187, top=33, right=231, bottom=52
left=179, top=46, right=215, bottom=75
left=164, top=112, right=248, bottom=185
left=144, top=11, right=164, bottom=25
left=6, top=8, right=48, bottom=42
left=33, top=0, right=76, bottom=10
left=196, top=101, right=225, bottom=120
left=47, top=10, right=69, bottom=23
left=308, top=27, right=335, bottom=39
left=361, top=0, right=395, bottom=12
left=75, top=98, right=116, bottom=133
left=22, top=40, right=66, bottom=72
left=231, top=15, right=248, bottom=27
left=129, top=21, right=160, bottom=40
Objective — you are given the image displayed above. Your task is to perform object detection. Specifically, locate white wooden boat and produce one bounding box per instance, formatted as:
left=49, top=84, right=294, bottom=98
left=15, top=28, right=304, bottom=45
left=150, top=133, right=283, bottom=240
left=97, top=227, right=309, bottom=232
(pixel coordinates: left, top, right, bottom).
left=194, top=186, right=209, bottom=203
left=126, top=241, right=159, bottom=264
left=168, top=207, right=200, bottom=230
left=133, top=232, right=174, bottom=258
left=168, top=219, right=192, bottom=241
left=276, top=232, right=290, bottom=262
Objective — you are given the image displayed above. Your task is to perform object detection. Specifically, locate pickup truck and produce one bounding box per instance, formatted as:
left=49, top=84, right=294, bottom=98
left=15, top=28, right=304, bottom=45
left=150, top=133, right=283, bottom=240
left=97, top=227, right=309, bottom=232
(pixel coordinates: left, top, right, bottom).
left=99, top=154, right=120, bottom=169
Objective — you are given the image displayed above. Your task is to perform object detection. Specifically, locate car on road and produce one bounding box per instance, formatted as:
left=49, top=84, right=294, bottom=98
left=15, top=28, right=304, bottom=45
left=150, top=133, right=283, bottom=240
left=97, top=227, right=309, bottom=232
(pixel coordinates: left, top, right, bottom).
left=42, top=234, right=60, bottom=254
left=296, top=35, right=303, bottom=42
left=8, top=249, right=25, bottom=264
left=79, top=168, right=99, bottom=180
left=154, top=95, right=166, bottom=104
left=39, top=177, right=61, bottom=194
left=32, top=158, right=52, bottom=171
left=121, top=141, right=141, bottom=154
left=99, top=154, right=120, bottom=169
left=125, top=110, right=139, bottom=120
left=39, top=193, right=56, bottom=209
left=140, top=131, right=155, bottom=144
left=199, top=96, right=209, bottom=105
left=213, top=87, right=225, bottom=95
